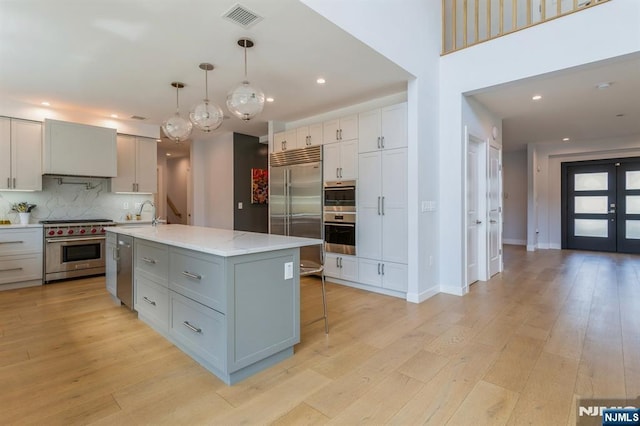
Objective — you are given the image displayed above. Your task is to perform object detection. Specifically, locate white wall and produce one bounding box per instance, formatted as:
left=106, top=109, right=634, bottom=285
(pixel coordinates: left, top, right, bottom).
left=440, top=0, right=640, bottom=292
left=503, top=150, right=527, bottom=245
left=530, top=135, right=640, bottom=249
left=191, top=132, right=234, bottom=229
left=301, top=0, right=442, bottom=303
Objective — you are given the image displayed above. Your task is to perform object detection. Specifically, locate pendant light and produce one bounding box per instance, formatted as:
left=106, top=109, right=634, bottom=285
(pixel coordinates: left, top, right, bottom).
left=162, top=82, right=193, bottom=142
left=226, top=38, right=265, bottom=122
left=190, top=63, right=223, bottom=132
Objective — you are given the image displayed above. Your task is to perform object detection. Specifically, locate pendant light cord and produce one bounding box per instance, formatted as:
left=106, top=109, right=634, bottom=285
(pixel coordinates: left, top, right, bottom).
left=204, top=68, right=209, bottom=102
left=175, top=85, right=180, bottom=114
left=244, top=44, right=248, bottom=79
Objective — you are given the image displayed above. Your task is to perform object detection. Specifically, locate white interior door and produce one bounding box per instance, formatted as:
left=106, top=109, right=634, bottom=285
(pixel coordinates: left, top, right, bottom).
left=467, top=141, right=480, bottom=285
left=489, top=144, right=502, bottom=276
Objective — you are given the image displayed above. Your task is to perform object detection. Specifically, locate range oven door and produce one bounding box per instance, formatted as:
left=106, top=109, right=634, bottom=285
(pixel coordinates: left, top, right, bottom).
left=324, top=213, right=356, bottom=255
left=45, top=236, right=106, bottom=282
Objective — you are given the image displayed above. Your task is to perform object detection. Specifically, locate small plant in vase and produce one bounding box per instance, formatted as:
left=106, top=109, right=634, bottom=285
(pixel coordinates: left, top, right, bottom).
left=11, top=202, right=37, bottom=225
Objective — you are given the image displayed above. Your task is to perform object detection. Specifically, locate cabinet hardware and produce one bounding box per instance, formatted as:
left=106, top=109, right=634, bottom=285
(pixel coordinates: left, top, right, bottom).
left=339, top=257, right=343, bottom=268
left=6, top=177, right=10, bottom=188
left=339, top=129, right=343, bottom=140
left=475, top=220, right=482, bottom=224
left=307, top=135, right=311, bottom=146
left=132, top=183, right=136, bottom=192
left=381, top=136, right=385, bottom=148
left=490, top=219, right=497, bottom=224
left=0, top=267, right=23, bottom=273
left=143, top=296, right=156, bottom=306
left=0, top=240, right=24, bottom=245
left=183, top=321, right=202, bottom=333
left=141, top=257, right=156, bottom=264
left=381, top=263, right=385, bottom=275
left=377, top=196, right=381, bottom=215
left=13, top=178, right=16, bottom=188
left=377, top=263, right=381, bottom=274
left=336, top=168, right=340, bottom=178
left=48, top=236, right=105, bottom=243
left=336, top=129, right=339, bottom=141
left=381, top=196, right=385, bottom=215
left=336, top=257, right=340, bottom=268
left=377, top=136, right=381, bottom=149
left=112, top=247, right=119, bottom=261
left=182, top=271, right=202, bottom=280
left=119, top=241, right=131, bottom=248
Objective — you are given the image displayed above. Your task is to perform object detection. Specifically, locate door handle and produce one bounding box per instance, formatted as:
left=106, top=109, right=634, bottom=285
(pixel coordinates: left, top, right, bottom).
left=475, top=220, right=482, bottom=224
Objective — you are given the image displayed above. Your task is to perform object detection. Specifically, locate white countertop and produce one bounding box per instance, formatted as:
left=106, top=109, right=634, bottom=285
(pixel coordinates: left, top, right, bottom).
left=106, top=224, right=323, bottom=257
left=0, top=224, right=43, bottom=229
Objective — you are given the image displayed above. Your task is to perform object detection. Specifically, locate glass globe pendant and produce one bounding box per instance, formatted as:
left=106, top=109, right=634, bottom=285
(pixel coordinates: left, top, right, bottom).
left=190, top=63, right=223, bottom=132
left=162, top=82, right=192, bottom=142
left=226, top=38, right=265, bottom=122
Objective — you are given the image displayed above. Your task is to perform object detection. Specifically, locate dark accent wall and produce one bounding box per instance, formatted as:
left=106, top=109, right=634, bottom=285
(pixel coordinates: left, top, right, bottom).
left=233, top=133, right=269, bottom=233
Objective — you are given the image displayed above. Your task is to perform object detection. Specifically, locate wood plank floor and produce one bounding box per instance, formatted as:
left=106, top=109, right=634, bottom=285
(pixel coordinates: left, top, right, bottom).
left=1, top=245, right=638, bottom=425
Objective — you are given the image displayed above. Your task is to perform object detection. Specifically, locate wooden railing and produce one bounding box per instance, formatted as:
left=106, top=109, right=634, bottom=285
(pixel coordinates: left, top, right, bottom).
left=167, top=196, right=182, bottom=219
left=442, top=0, right=610, bottom=54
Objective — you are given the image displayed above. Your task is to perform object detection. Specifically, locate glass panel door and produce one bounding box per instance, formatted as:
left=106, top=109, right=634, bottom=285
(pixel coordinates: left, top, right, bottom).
left=565, top=164, right=616, bottom=252
left=616, top=163, right=640, bottom=252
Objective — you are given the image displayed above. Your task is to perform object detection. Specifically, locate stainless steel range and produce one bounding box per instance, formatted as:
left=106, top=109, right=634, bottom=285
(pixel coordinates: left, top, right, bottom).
left=41, top=219, right=116, bottom=283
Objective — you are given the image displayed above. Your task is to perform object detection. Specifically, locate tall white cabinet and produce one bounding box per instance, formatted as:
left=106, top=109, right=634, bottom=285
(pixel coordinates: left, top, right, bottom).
left=111, top=134, right=157, bottom=193
left=0, top=118, right=42, bottom=191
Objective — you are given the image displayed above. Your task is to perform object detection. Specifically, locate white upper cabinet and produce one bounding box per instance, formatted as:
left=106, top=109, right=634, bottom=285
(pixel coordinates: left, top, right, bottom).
left=0, top=118, right=42, bottom=191
left=43, top=119, right=117, bottom=177
left=112, top=135, right=157, bottom=193
left=323, top=140, right=358, bottom=181
left=273, top=129, right=296, bottom=153
left=323, top=114, right=358, bottom=144
left=296, top=123, right=323, bottom=148
left=358, top=103, right=407, bottom=153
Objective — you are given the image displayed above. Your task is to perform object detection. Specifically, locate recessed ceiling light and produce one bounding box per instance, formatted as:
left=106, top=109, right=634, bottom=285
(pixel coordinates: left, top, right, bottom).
left=596, top=82, right=613, bottom=89
left=41, top=101, right=50, bottom=106
left=563, top=137, right=570, bottom=142
left=266, top=97, right=274, bottom=103
left=156, top=139, right=162, bottom=143
left=316, top=78, right=326, bottom=85
left=616, top=113, right=625, bottom=117
left=166, top=153, right=172, bottom=157
left=532, top=95, right=542, bottom=101
left=110, top=114, right=118, bottom=118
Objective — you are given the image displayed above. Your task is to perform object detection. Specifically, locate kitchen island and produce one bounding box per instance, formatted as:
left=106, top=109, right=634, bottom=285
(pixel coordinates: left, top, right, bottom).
left=106, top=224, right=322, bottom=385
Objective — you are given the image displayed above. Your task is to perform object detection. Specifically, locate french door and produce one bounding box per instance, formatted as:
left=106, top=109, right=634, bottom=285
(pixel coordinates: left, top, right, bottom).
left=562, top=158, right=640, bottom=253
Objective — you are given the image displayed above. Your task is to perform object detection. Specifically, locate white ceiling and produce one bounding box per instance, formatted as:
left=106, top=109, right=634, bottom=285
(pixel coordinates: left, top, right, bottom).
left=470, top=53, right=640, bottom=152
left=2, top=1, right=638, bottom=156
left=0, top=0, right=411, bottom=142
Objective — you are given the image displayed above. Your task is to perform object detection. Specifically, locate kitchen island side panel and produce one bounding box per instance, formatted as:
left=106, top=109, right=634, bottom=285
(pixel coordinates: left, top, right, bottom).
left=226, top=248, right=300, bottom=372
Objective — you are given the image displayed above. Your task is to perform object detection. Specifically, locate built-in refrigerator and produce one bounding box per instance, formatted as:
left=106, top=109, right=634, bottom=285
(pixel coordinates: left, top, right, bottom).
left=270, top=145, right=323, bottom=268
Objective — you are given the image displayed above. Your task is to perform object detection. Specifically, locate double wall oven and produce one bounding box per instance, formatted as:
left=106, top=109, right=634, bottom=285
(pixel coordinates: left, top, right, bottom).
left=323, top=180, right=356, bottom=255
left=41, top=219, right=116, bottom=282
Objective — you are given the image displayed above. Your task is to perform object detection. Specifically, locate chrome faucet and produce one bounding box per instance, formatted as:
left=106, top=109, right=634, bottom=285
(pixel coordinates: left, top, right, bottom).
left=138, top=200, right=163, bottom=226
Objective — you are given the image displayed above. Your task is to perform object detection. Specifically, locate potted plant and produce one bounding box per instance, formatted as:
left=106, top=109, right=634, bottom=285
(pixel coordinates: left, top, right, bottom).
left=11, top=202, right=37, bottom=225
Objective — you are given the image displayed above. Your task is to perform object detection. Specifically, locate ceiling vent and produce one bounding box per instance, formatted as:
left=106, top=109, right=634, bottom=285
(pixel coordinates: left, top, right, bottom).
left=130, top=115, right=146, bottom=120
left=222, top=3, right=263, bottom=28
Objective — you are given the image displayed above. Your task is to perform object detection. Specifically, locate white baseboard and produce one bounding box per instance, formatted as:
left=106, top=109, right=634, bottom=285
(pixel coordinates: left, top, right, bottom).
left=406, top=285, right=439, bottom=303
left=439, top=284, right=468, bottom=296
left=549, top=243, right=561, bottom=249
left=526, top=244, right=536, bottom=252
left=503, top=239, right=526, bottom=246
left=326, top=277, right=406, bottom=299
left=0, top=279, right=42, bottom=291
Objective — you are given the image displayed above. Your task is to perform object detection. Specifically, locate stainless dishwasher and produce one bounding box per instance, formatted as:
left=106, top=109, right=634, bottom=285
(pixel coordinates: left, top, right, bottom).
left=116, top=235, right=134, bottom=310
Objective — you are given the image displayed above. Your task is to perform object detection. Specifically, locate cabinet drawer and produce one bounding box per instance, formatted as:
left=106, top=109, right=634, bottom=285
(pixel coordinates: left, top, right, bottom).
left=169, top=291, right=226, bottom=371
left=169, top=248, right=224, bottom=312
left=0, top=254, right=42, bottom=285
left=135, top=275, right=169, bottom=332
left=135, top=240, right=168, bottom=285
left=0, top=228, right=42, bottom=256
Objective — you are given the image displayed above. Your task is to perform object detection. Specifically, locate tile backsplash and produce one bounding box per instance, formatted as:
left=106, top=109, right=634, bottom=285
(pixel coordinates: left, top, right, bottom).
left=0, top=176, right=153, bottom=224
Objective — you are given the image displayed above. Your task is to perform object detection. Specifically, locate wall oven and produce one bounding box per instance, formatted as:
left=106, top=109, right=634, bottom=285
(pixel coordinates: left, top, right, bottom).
left=323, top=180, right=356, bottom=212
left=324, top=212, right=356, bottom=255
left=42, top=219, right=115, bottom=282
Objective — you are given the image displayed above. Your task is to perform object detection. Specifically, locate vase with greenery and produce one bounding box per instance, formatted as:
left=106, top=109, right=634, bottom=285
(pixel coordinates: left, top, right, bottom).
left=11, top=202, right=37, bottom=225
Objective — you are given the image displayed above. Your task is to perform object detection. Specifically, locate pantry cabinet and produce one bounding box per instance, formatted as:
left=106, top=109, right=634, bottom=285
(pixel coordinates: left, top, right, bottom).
left=0, top=118, right=42, bottom=191
left=111, top=134, right=157, bottom=193
left=358, top=103, right=407, bottom=153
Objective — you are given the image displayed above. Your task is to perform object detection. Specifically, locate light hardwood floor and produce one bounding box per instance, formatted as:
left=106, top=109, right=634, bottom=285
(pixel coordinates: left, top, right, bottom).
left=1, top=245, right=638, bottom=425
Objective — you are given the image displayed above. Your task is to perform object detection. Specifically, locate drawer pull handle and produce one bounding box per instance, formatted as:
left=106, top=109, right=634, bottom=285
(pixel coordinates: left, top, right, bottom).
left=142, top=257, right=156, bottom=264
left=183, top=321, right=202, bottom=334
left=143, top=296, right=156, bottom=306
left=0, top=240, right=24, bottom=245
left=0, top=267, right=23, bottom=273
left=182, top=271, right=202, bottom=280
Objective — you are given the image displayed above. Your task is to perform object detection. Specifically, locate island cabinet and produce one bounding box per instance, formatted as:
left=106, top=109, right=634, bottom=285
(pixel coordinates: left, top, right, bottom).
left=113, top=225, right=309, bottom=385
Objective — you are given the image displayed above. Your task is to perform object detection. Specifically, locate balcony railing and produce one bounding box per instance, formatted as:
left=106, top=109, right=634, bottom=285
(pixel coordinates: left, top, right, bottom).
left=442, top=0, right=610, bottom=54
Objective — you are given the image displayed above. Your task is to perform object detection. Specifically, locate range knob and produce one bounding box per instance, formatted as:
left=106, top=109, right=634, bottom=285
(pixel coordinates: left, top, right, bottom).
left=68, top=229, right=74, bottom=235
left=48, top=230, right=55, bottom=236
left=80, top=229, right=86, bottom=234
left=57, top=230, right=63, bottom=235
left=100, top=228, right=106, bottom=233
left=91, top=228, right=97, bottom=234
